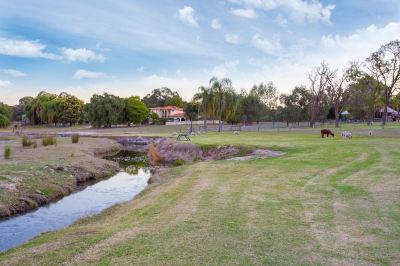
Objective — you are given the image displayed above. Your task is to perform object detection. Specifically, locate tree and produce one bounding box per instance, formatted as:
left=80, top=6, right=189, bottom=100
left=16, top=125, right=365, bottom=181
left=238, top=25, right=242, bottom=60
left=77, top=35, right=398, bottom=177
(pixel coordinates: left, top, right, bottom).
left=183, top=101, right=199, bottom=133
left=165, top=95, right=184, bottom=108
left=87, top=93, right=125, bottom=128
left=142, top=87, right=181, bottom=108
left=0, top=114, right=9, bottom=128
left=58, top=93, right=84, bottom=126
left=326, top=66, right=352, bottom=128
left=209, top=77, right=232, bottom=132
left=12, top=96, right=33, bottom=122
left=279, top=86, right=311, bottom=125
left=238, top=92, right=265, bottom=124
left=124, top=96, right=149, bottom=126
left=308, top=62, right=333, bottom=127
left=366, top=40, right=400, bottom=128
left=0, top=102, right=12, bottom=121
left=193, top=86, right=213, bottom=130
left=347, top=75, right=384, bottom=123
left=250, top=82, right=278, bottom=112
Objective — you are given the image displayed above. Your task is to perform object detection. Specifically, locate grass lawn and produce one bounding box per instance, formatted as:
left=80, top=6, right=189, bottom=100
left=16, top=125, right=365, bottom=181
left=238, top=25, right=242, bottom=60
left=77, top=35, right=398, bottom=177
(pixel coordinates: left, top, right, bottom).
left=0, top=130, right=399, bottom=265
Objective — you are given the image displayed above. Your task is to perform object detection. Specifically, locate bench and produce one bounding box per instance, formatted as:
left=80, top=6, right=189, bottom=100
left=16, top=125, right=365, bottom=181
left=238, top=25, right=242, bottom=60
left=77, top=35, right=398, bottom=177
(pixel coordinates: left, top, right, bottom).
left=177, top=127, right=191, bottom=141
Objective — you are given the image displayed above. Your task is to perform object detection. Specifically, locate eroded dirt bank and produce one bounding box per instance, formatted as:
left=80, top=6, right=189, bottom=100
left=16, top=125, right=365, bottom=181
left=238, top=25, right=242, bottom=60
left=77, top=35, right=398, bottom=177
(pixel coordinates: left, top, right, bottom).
left=114, top=137, right=282, bottom=184
left=0, top=137, right=121, bottom=220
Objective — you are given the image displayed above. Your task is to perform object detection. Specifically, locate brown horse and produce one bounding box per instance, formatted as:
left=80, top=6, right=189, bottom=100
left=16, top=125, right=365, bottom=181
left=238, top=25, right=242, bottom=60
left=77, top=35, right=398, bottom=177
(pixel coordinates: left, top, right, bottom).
left=321, top=129, right=334, bottom=138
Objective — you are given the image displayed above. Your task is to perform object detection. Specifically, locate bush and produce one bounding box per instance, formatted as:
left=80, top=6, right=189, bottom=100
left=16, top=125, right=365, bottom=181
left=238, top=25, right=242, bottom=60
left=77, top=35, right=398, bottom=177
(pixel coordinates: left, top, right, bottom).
left=174, top=159, right=186, bottom=166
left=0, top=114, right=9, bottom=128
left=148, top=143, right=163, bottom=164
left=71, top=134, right=80, bottom=144
left=42, top=136, right=57, bottom=146
left=4, top=145, right=11, bottom=159
left=31, top=140, right=37, bottom=148
left=22, top=135, right=32, bottom=147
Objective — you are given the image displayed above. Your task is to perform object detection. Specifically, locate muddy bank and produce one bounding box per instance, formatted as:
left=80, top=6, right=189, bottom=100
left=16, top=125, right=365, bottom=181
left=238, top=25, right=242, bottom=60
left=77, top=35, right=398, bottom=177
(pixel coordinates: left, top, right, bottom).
left=0, top=162, right=119, bottom=220
left=0, top=138, right=121, bottom=221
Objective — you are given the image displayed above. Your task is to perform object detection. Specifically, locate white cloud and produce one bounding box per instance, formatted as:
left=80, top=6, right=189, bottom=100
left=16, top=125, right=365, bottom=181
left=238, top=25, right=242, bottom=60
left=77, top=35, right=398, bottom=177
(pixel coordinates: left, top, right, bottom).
left=251, top=34, right=282, bottom=55
left=178, top=6, right=198, bottom=27
left=0, top=69, right=27, bottom=77
left=61, top=48, right=105, bottom=63
left=275, top=13, right=288, bottom=27
left=225, top=34, right=241, bottom=44
left=228, top=0, right=335, bottom=23
left=230, top=8, right=257, bottom=19
left=0, top=37, right=61, bottom=59
left=73, top=69, right=104, bottom=80
left=211, top=60, right=240, bottom=78
left=211, top=19, right=222, bottom=30
left=0, top=80, right=12, bottom=87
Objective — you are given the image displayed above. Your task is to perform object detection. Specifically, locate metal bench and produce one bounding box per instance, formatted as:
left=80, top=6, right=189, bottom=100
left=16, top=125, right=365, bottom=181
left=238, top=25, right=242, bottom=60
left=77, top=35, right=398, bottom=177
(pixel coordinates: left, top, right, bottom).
left=177, top=127, right=191, bottom=141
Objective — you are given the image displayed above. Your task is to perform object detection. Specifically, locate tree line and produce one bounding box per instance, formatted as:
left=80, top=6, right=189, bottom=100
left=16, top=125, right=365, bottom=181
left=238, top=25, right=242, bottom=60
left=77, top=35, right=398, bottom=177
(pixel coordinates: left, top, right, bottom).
left=0, top=40, right=398, bottom=130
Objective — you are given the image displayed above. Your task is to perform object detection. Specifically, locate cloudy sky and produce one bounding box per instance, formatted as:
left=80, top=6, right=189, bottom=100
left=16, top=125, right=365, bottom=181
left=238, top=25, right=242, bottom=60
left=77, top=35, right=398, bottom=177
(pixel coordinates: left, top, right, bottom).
left=0, top=0, right=399, bottom=105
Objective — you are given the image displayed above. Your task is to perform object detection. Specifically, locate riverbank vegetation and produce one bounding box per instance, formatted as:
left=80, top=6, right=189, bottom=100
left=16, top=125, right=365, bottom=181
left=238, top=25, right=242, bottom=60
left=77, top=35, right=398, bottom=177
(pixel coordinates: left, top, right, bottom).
left=0, top=130, right=399, bottom=264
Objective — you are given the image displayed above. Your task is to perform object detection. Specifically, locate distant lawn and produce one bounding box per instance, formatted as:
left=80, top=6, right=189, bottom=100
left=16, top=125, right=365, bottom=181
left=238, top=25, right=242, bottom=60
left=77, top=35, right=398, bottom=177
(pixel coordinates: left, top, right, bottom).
left=0, top=131, right=399, bottom=265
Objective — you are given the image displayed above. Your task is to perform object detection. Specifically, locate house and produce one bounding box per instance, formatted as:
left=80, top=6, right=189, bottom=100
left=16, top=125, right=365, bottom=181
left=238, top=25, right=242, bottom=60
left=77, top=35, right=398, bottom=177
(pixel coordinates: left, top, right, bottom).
left=149, top=106, right=186, bottom=121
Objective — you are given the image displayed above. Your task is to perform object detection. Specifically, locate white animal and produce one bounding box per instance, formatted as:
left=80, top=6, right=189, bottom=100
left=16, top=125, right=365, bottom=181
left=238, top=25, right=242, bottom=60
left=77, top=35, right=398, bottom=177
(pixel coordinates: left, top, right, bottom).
left=234, top=130, right=240, bottom=135
left=341, top=131, right=352, bottom=139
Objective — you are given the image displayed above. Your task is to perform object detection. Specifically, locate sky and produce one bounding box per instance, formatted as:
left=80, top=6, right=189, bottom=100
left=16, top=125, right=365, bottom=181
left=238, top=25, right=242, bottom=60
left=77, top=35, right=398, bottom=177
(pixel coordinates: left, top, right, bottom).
left=0, top=0, right=399, bottom=105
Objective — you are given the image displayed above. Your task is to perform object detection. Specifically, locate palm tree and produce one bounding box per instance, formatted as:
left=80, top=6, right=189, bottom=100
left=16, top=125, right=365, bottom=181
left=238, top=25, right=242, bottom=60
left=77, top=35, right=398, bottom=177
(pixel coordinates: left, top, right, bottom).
left=209, top=77, right=232, bottom=132
left=193, top=86, right=211, bottom=131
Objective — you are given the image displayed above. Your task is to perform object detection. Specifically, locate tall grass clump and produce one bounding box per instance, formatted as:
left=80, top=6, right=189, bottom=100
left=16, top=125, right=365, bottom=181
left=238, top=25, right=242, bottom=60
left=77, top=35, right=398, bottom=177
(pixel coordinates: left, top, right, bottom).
left=22, top=135, right=31, bottom=147
left=148, top=143, right=163, bottom=165
left=71, top=134, right=80, bottom=144
left=4, top=145, right=11, bottom=159
left=42, top=136, right=57, bottom=146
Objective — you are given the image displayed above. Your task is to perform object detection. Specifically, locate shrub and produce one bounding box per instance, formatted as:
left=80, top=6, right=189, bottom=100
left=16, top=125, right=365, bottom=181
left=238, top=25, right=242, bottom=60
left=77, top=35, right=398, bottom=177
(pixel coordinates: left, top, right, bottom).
left=4, top=145, right=11, bottom=159
left=148, top=143, right=163, bottom=164
left=71, top=134, right=80, bottom=144
left=42, top=136, right=57, bottom=146
left=0, top=114, right=9, bottom=128
left=31, top=140, right=37, bottom=148
left=22, top=135, right=32, bottom=147
left=174, top=159, right=186, bottom=166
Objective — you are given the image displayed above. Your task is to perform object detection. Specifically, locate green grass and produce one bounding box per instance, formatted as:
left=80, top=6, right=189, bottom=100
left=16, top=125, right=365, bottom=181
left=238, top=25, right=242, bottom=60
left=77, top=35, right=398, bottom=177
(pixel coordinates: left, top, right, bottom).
left=1, top=130, right=400, bottom=265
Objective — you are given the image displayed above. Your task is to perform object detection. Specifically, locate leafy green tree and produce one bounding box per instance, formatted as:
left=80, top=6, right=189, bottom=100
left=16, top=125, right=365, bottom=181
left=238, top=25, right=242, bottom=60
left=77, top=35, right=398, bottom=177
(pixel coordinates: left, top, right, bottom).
left=279, top=86, right=311, bottom=125
left=183, top=101, right=199, bottom=133
left=193, top=86, right=213, bottom=130
left=209, top=77, right=232, bottom=132
left=165, top=95, right=184, bottom=108
left=12, top=96, right=33, bottom=122
left=0, top=102, right=12, bottom=120
left=124, top=96, right=149, bottom=126
left=87, top=93, right=125, bottom=128
left=238, top=93, right=265, bottom=124
left=142, top=87, right=181, bottom=108
left=58, top=93, right=84, bottom=126
left=0, top=114, right=9, bottom=128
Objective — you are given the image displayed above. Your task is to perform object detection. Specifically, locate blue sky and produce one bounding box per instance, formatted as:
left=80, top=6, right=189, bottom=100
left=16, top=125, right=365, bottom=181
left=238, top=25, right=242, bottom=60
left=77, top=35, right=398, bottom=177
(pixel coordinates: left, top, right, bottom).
left=0, top=0, right=399, bottom=104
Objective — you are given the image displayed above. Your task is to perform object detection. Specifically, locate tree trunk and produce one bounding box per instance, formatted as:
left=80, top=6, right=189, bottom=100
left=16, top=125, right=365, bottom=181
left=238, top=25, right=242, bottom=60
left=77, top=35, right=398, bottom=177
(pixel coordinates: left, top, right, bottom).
left=203, top=110, right=207, bottom=131
left=382, top=100, right=388, bottom=129
left=190, top=119, right=193, bottom=133
left=334, top=105, right=340, bottom=128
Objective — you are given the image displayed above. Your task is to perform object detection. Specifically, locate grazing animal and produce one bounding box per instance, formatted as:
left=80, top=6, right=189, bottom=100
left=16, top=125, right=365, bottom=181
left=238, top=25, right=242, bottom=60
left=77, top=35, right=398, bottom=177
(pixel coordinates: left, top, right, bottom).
left=341, top=131, right=352, bottom=139
left=321, top=129, right=334, bottom=138
left=234, top=130, right=240, bottom=135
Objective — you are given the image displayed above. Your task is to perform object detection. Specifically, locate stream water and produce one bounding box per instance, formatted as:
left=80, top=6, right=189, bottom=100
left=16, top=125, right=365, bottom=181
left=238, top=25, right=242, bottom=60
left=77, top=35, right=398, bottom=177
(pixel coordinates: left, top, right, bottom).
left=0, top=151, right=150, bottom=252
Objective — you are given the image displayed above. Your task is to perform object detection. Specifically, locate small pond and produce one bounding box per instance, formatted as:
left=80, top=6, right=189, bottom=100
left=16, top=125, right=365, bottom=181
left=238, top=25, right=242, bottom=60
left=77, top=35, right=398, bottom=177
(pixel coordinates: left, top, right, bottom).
left=0, top=150, right=151, bottom=252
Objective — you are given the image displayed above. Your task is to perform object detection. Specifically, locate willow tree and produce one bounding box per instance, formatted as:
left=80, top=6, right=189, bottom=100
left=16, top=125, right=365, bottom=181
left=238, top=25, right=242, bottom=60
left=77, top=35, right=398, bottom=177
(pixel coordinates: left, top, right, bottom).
left=209, top=77, right=232, bottom=132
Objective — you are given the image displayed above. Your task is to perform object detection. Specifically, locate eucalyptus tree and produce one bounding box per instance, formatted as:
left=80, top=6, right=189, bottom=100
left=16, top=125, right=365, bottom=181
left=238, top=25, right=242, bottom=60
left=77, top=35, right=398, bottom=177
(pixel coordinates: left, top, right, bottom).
left=209, top=77, right=232, bottom=132
left=366, top=40, right=400, bottom=128
left=308, top=62, right=334, bottom=127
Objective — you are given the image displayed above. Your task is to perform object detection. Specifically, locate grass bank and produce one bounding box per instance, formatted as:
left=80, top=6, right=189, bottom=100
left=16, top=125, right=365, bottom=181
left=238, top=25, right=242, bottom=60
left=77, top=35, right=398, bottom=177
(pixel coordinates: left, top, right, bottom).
left=0, top=137, right=121, bottom=219
left=1, top=130, right=399, bottom=265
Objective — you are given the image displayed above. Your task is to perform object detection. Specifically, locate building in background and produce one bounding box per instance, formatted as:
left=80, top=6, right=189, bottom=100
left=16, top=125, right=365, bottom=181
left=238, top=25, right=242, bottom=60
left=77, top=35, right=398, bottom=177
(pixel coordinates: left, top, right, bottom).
left=149, top=106, right=186, bottom=121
